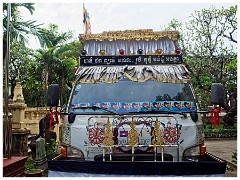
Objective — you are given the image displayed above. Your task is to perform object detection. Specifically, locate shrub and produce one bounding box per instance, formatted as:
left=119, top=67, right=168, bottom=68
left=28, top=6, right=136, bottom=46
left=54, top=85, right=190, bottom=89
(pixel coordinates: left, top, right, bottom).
left=46, top=139, right=59, bottom=159
left=24, top=157, right=36, bottom=171
left=232, top=150, right=237, bottom=164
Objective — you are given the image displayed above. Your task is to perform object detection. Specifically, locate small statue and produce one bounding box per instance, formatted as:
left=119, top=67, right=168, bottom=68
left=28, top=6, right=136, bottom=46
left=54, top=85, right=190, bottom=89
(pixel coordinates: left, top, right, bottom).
left=29, top=112, right=57, bottom=160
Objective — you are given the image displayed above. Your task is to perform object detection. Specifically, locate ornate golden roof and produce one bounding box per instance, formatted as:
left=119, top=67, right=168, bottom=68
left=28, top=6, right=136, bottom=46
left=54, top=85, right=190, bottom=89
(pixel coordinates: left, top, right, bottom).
left=79, top=29, right=180, bottom=43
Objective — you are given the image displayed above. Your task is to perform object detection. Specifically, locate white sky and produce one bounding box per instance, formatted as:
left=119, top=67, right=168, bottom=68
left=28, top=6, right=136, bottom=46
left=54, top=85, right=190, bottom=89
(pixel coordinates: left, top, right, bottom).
left=15, top=0, right=237, bottom=49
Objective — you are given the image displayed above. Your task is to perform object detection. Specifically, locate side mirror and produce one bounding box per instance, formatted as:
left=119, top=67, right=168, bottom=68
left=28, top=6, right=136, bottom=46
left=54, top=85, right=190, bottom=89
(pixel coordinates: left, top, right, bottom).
left=47, top=84, right=60, bottom=107
left=190, top=111, right=198, bottom=122
left=211, top=83, right=225, bottom=107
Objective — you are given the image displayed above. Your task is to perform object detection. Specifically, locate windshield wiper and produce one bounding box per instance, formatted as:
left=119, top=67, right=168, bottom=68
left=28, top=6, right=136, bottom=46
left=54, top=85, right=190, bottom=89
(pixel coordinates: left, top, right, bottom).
left=72, top=106, right=118, bottom=115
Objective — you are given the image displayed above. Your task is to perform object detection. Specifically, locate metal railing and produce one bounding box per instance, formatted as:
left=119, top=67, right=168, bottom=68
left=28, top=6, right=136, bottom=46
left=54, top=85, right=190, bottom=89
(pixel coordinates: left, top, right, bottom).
left=87, top=115, right=180, bottom=162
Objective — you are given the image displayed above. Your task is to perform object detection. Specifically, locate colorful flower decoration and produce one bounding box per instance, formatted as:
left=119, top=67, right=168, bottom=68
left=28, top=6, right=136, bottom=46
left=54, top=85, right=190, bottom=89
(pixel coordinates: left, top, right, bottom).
left=162, top=122, right=181, bottom=144
left=88, top=127, right=104, bottom=145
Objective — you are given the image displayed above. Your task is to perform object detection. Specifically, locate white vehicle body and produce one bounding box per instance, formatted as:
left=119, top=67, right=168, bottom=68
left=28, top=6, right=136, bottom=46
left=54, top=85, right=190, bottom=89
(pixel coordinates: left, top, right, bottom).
left=60, top=30, right=205, bottom=162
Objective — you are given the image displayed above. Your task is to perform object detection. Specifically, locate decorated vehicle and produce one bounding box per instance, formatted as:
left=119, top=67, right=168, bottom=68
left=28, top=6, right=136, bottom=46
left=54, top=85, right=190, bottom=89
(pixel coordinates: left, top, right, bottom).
left=47, top=30, right=226, bottom=177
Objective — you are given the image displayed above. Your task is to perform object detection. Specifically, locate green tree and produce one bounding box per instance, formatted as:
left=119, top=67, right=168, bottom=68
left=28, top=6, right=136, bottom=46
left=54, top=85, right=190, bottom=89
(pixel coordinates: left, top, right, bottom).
left=54, top=41, right=81, bottom=104
left=9, top=43, right=34, bottom=99
left=3, top=4, right=82, bottom=107
left=164, top=5, right=237, bottom=126
left=28, top=24, right=82, bottom=106
left=36, top=24, right=73, bottom=88
left=3, top=3, right=42, bottom=59
left=3, top=3, right=43, bottom=104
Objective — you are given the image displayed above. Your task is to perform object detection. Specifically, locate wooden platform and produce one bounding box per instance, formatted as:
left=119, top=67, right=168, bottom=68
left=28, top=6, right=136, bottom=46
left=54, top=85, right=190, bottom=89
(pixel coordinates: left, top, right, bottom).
left=3, top=156, right=28, bottom=177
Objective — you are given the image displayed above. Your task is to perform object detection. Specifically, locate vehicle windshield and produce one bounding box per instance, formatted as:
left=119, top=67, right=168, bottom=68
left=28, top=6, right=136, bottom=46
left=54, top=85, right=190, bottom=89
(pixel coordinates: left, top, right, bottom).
left=69, top=78, right=196, bottom=113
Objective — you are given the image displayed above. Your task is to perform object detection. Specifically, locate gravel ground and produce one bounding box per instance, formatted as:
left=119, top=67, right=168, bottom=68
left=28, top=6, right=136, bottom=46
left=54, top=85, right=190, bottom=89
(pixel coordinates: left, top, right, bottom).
left=205, top=138, right=237, bottom=177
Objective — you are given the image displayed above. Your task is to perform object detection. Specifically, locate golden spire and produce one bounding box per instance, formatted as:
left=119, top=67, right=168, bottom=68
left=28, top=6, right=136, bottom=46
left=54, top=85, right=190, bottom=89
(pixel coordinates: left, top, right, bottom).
left=128, top=118, right=139, bottom=147
left=102, top=118, right=114, bottom=146
left=152, top=117, right=163, bottom=146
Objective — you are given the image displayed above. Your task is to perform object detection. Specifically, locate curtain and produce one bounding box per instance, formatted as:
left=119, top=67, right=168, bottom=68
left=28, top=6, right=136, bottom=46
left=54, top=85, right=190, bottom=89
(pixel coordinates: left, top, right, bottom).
left=84, top=39, right=175, bottom=56
left=74, top=64, right=190, bottom=84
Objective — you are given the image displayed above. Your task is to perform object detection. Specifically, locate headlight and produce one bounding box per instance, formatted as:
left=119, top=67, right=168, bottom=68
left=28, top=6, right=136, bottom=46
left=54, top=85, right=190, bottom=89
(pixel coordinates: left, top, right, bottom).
left=183, top=145, right=200, bottom=156
left=61, top=144, right=84, bottom=160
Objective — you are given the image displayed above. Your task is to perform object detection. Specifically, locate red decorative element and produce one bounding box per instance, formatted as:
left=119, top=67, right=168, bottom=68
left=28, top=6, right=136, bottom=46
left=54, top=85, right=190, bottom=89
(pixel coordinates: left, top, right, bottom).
left=89, top=128, right=104, bottom=145
left=163, top=122, right=181, bottom=144
left=119, top=49, right=125, bottom=55
left=50, top=112, right=53, bottom=129
left=49, top=109, right=60, bottom=129
left=210, top=107, right=222, bottom=128
left=175, top=48, right=181, bottom=55
left=54, top=108, right=60, bottom=124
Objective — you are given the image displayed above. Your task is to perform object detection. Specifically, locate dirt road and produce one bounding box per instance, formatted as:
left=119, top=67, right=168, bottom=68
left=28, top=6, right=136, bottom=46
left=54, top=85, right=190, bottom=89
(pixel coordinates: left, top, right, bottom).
left=205, top=138, right=237, bottom=177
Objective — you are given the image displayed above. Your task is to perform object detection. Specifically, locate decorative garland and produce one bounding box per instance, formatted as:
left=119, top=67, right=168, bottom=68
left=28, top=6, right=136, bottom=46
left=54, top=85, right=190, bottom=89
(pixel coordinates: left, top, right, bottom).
left=210, top=107, right=222, bottom=128
left=49, top=107, right=60, bottom=129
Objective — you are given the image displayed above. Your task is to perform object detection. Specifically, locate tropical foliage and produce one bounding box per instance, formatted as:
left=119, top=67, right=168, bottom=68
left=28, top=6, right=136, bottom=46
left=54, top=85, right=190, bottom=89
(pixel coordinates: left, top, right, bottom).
left=3, top=3, right=42, bottom=104
left=3, top=3, right=82, bottom=106
left=23, top=25, right=81, bottom=106
left=164, top=5, right=237, bottom=126
left=4, top=4, right=237, bottom=124
left=3, top=3, right=42, bottom=57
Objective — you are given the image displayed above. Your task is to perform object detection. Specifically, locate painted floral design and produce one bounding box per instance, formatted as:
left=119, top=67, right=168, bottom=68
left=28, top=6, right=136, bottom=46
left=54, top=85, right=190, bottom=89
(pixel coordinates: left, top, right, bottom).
left=162, top=122, right=182, bottom=144
left=88, top=127, right=104, bottom=145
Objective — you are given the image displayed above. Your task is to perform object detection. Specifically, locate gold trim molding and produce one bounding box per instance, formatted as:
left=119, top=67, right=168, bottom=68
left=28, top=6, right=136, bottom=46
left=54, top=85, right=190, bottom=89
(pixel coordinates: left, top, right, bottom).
left=79, top=30, right=180, bottom=43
